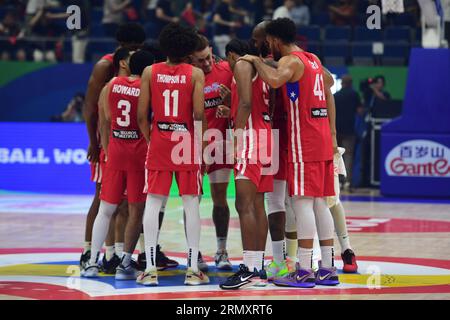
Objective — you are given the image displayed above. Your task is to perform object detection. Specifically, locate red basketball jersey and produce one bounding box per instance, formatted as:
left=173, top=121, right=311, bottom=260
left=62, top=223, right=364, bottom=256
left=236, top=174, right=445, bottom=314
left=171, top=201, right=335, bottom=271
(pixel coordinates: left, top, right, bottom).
left=231, top=74, right=272, bottom=160
left=107, top=76, right=147, bottom=170
left=282, top=51, right=333, bottom=163
left=204, top=60, right=233, bottom=134
left=146, top=62, right=199, bottom=171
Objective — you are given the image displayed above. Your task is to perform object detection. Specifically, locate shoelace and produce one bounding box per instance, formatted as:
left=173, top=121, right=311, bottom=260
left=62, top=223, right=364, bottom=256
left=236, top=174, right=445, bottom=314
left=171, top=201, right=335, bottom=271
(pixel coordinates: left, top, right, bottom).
left=227, top=265, right=250, bottom=281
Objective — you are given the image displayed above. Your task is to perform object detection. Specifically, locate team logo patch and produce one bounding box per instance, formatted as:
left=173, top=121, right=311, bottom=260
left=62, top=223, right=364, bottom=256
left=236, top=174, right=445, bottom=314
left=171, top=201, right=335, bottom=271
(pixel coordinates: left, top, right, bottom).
left=311, top=108, right=328, bottom=118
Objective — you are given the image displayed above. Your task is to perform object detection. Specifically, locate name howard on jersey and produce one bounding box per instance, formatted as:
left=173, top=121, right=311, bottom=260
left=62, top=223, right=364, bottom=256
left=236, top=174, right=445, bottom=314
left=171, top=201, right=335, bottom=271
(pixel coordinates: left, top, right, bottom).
left=111, top=84, right=140, bottom=97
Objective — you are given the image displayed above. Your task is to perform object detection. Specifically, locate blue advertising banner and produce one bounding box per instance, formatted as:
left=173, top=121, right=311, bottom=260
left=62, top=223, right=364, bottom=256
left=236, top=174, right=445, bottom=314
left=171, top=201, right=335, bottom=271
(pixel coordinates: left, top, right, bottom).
left=0, top=122, right=94, bottom=194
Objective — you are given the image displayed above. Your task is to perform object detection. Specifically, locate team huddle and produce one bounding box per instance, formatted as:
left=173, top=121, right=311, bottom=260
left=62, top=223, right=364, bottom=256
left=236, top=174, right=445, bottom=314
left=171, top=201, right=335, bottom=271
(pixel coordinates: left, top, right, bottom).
left=79, top=18, right=358, bottom=290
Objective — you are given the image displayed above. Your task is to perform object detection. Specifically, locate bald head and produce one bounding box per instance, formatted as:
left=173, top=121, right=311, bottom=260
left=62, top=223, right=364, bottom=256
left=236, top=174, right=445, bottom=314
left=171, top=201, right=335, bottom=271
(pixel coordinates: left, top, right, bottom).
left=341, top=74, right=353, bottom=88
left=252, top=20, right=271, bottom=57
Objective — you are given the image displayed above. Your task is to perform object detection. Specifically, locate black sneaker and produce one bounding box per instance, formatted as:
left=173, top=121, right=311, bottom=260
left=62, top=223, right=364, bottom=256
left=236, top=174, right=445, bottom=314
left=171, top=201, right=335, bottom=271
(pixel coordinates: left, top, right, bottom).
left=197, top=251, right=209, bottom=273
left=79, top=250, right=91, bottom=270
left=156, top=245, right=179, bottom=270
left=101, top=254, right=121, bottom=274
left=219, top=264, right=267, bottom=290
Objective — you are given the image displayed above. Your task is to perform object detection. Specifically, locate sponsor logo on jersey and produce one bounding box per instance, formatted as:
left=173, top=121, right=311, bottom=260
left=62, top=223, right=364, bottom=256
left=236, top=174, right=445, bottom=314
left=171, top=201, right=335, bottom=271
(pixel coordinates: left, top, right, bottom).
left=112, top=129, right=139, bottom=140
left=311, top=108, right=328, bottom=118
left=204, top=97, right=222, bottom=109
left=204, top=82, right=220, bottom=94
left=385, top=140, right=450, bottom=177
left=262, top=112, right=271, bottom=122
left=157, top=122, right=188, bottom=132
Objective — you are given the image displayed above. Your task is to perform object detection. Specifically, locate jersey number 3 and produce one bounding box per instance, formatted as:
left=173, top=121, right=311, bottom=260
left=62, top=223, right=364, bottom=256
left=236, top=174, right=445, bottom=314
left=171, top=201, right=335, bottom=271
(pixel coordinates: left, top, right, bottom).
left=163, top=89, right=179, bottom=117
left=117, top=99, right=131, bottom=127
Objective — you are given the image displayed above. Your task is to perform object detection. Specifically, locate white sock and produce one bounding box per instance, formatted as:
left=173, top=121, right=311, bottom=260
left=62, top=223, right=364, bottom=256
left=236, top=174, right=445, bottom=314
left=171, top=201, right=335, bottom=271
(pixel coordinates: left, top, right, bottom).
left=89, top=201, right=117, bottom=264
left=320, top=246, right=334, bottom=268
left=115, top=242, right=124, bottom=258
left=272, top=240, right=285, bottom=264
left=254, top=251, right=265, bottom=272
left=182, top=195, right=201, bottom=272
left=105, top=246, right=115, bottom=261
left=137, top=233, right=145, bottom=253
left=143, top=194, right=166, bottom=272
left=217, top=237, right=227, bottom=252
left=188, top=247, right=199, bottom=272
left=243, top=250, right=255, bottom=271
left=83, top=241, right=91, bottom=254
left=121, top=252, right=132, bottom=267
left=298, top=247, right=313, bottom=270
left=338, top=235, right=352, bottom=252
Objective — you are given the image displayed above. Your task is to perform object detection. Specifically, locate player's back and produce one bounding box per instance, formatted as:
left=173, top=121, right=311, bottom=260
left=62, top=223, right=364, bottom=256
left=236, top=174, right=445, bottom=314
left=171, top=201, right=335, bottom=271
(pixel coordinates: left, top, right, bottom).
left=283, top=51, right=333, bottom=163
left=147, top=62, right=197, bottom=171
left=107, top=75, right=147, bottom=171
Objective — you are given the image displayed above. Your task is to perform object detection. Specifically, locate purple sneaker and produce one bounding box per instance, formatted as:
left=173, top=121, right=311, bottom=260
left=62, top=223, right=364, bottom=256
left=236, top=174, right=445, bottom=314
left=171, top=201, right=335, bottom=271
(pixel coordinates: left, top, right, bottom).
left=315, top=266, right=340, bottom=286
left=273, top=263, right=315, bottom=288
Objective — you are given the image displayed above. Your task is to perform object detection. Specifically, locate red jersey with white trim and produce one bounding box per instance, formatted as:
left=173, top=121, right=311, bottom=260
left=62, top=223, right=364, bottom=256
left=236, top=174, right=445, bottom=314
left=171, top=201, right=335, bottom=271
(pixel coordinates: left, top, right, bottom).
left=282, top=51, right=333, bottom=163
left=146, top=62, right=199, bottom=171
left=107, top=76, right=147, bottom=170
left=204, top=60, right=233, bottom=134
left=231, top=74, right=272, bottom=161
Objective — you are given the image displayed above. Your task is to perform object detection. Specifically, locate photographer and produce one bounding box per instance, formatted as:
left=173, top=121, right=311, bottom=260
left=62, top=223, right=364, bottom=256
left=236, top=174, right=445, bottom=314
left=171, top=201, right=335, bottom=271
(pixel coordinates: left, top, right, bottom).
left=366, top=75, right=391, bottom=110
left=51, top=93, right=85, bottom=122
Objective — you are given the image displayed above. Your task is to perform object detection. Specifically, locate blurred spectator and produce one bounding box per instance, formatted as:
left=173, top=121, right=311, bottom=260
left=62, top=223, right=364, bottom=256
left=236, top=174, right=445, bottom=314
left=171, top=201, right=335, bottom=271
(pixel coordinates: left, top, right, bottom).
left=329, top=0, right=357, bottom=26
left=102, top=0, right=132, bottom=37
left=182, top=3, right=207, bottom=33
left=141, top=0, right=158, bottom=20
left=51, top=93, right=85, bottom=122
left=155, top=0, right=179, bottom=32
left=262, top=0, right=275, bottom=21
left=0, top=10, right=27, bottom=61
left=26, top=4, right=70, bottom=62
left=213, top=0, right=243, bottom=57
left=273, top=0, right=295, bottom=19
left=67, top=0, right=90, bottom=63
left=367, top=75, right=391, bottom=109
left=444, top=0, right=450, bottom=46
left=291, top=0, right=310, bottom=26
left=334, top=74, right=364, bottom=186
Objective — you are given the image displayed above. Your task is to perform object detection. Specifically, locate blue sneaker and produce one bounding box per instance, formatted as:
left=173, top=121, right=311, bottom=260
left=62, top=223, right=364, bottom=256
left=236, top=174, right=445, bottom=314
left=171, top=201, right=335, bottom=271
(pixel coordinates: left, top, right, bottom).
left=315, top=266, right=340, bottom=286
left=273, top=263, right=315, bottom=288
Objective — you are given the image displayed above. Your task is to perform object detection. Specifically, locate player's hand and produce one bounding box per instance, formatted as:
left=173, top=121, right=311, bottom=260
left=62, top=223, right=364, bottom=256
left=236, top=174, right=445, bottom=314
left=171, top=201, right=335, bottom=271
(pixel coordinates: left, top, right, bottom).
left=332, top=134, right=339, bottom=154
left=216, top=105, right=230, bottom=118
left=238, top=54, right=258, bottom=64
left=219, top=84, right=231, bottom=105
left=87, top=143, right=100, bottom=163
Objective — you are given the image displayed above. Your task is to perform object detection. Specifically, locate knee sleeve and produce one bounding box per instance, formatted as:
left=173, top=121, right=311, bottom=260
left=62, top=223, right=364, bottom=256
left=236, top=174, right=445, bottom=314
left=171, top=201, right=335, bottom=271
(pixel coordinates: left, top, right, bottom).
left=266, top=179, right=286, bottom=215
left=285, top=193, right=297, bottom=233
left=313, top=197, right=335, bottom=241
left=291, top=196, right=316, bottom=240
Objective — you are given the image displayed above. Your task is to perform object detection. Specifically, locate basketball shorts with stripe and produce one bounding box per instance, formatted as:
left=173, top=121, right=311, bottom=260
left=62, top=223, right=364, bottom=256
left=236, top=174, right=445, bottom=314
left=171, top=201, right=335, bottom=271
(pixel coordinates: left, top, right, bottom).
left=287, top=160, right=335, bottom=197
left=100, top=168, right=146, bottom=204
left=235, top=160, right=274, bottom=193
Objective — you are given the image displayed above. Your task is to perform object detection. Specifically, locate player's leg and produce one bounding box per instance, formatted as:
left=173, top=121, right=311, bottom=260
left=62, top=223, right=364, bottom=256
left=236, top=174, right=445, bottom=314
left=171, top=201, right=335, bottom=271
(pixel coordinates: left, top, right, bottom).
left=314, top=197, right=340, bottom=285
left=177, top=170, right=209, bottom=285
left=79, top=182, right=101, bottom=269
left=274, top=196, right=317, bottom=288
left=81, top=170, right=124, bottom=277
left=209, top=168, right=232, bottom=270
left=114, top=200, right=128, bottom=257
left=265, top=179, right=289, bottom=280
left=254, top=191, right=269, bottom=273
left=284, top=193, right=298, bottom=263
left=136, top=170, right=171, bottom=286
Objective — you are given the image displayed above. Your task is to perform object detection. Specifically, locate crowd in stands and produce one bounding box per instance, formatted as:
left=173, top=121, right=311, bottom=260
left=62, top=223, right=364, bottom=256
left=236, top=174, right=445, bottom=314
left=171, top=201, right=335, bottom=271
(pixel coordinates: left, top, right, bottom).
left=0, top=0, right=426, bottom=64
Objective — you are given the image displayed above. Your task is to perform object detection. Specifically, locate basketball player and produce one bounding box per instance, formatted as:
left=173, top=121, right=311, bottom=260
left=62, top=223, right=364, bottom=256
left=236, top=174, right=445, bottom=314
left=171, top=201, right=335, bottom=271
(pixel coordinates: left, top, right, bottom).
left=82, top=49, right=154, bottom=279
left=189, top=34, right=234, bottom=271
left=80, top=23, right=145, bottom=271
left=241, top=18, right=339, bottom=287
left=219, top=39, right=273, bottom=290
left=136, top=23, right=209, bottom=286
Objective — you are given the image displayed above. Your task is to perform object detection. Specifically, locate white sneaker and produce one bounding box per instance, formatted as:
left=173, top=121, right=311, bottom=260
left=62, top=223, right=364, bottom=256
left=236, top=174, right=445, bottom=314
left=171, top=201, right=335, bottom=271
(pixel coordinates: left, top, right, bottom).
left=214, top=250, right=232, bottom=270
left=184, top=268, right=210, bottom=285
left=136, top=269, right=158, bottom=286
left=80, top=262, right=99, bottom=278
